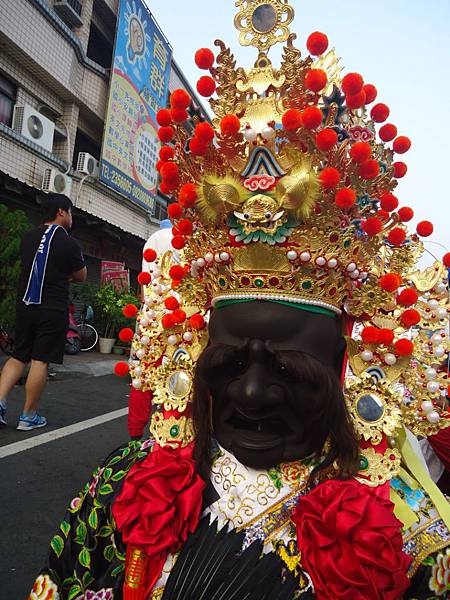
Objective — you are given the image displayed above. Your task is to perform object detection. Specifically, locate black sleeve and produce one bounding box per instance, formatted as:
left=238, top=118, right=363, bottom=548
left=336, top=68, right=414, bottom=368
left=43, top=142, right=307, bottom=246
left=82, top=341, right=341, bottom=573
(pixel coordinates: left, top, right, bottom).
left=65, top=236, right=86, bottom=274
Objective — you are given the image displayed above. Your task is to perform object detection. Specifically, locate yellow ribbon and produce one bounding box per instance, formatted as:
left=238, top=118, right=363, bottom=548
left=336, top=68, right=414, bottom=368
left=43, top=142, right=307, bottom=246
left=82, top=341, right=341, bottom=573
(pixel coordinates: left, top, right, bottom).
left=397, top=427, right=450, bottom=531
left=390, top=488, right=418, bottom=529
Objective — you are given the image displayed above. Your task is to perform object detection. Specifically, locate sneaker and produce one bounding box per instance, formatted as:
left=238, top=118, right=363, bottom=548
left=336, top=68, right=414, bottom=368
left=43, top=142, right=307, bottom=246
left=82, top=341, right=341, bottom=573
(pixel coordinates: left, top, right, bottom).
left=16, top=413, right=47, bottom=431
left=0, top=404, right=6, bottom=426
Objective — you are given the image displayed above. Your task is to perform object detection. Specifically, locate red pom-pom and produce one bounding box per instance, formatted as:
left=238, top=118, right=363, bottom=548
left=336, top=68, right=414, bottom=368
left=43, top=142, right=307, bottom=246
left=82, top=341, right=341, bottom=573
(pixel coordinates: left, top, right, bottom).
left=170, top=89, right=191, bottom=110
left=416, top=220, right=434, bottom=237
left=156, top=109, right=172, bottom=127
left=137, top=271, right=151, bottom=285
left=316, top=128, right=338, bottom=151
left=362, top=217, right=383, bottom=236
left=397, top=288, right=419, bottom=307
left=379, top=124, right=397, bottom=142
left=342, top=73, right=364, bottom=96
left=114, top=361, right=129, bottom=377
left=220, top=115, right=241, bottom=136
left=393, top=136, right=411, bottom=154
left=123, top=303, right=138, bottom=318
left=393, top=162, right=407, bottom=178
left=160, top=162, right=179, bottom=181
left=172, top=309, right=187, bottom=324
left=400, top=308, right=421, bottom=327
left=346, top=90, right=366, bottom=110
left=161, top=313, right=175, bottom=329
left=301, top=106, right=323, bottom=130
left=159, top=146, right=175, bottom=161
left=194, top=48, right=215, bottom=70
left=398, top=206, right=414, bottom=222
left=306, top=31, right=329, bottom=56
left=380, top=192, right=399, bottom=212
left=305, top=69, right=327, bottom=92
left=379, top=273, right=402, bottom=293
left=319, top=167, right=341, bottom=189
left=335, top=187, right=356, bottom=209
left=394, top=339, right=414, bottom=356
left=349, top=141, right=371, bottom=163
left=169, top=265, right=186, bottom=280
left=162, top=176, right=180, bottom=193
left=177, top=218, right=193, bottom=235
left=168, top=203, right=183, bottom=220
left=282, top=108, right=303, bottom=131
left=179, top=183, right=198, bottom=208
left=379, top=328, right=395, bottom=346
left=158, top=126, right=174, bottom=143
left=119, top=327, right=134, bottom=343
left=363, top=84, right=377, bottom=104
left=377, top=209, right=390, bottom=222
left=189, top=137, right=208, bottom=156
left=196, top=76, right=216, bottom=97
left=189, top=314, right=205, bottom=330
left=164, top=296, right=180, bottom=311
left=143, top=248, right=157, bottom=263
left=156, top=159, right=165, bottom=173
left=359, top=159, right=380, bottom=180
left=159, top=182, right=171, bottom=195
left=361, top=326, right=381, bottom=344
left=171, top=108, right=188, bottom=123
left=387, top=227, right=406, bottom=246
left=171, top=235, right=186, bottom=250
left=442, top=253, right=450, bottom=268
left=195, top=122, right=215, bottom=143
left=370, top=103, right=390, bottom=123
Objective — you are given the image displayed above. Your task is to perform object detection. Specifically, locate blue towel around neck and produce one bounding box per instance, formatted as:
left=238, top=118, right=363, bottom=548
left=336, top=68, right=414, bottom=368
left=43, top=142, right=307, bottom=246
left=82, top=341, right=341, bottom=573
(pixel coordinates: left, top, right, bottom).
left=22, top=224, right=64, bottom=306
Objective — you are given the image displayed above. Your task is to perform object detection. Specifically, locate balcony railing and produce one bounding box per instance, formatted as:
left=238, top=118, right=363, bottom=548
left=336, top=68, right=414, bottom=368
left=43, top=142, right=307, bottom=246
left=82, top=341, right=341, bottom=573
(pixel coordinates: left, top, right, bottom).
left=54, top=0, right=83, bottom=27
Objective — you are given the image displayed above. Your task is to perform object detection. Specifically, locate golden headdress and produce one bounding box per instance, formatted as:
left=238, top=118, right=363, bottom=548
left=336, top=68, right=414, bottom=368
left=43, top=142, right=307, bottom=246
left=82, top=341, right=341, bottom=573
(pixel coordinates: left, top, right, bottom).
left=122, top=0, right=449, bottom=488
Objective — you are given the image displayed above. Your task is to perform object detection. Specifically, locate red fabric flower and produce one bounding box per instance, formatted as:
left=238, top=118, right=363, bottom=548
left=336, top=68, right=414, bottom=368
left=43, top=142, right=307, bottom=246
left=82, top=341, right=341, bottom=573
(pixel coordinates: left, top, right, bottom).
left=292, top=479, right=411, bottom=600
left=112, top=445, right=205, bottom=557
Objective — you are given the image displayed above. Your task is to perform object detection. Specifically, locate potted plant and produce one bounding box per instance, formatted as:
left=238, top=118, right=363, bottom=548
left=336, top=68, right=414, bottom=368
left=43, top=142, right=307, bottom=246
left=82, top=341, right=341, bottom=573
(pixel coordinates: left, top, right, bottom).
left=92, top=285, right=140, bottom=354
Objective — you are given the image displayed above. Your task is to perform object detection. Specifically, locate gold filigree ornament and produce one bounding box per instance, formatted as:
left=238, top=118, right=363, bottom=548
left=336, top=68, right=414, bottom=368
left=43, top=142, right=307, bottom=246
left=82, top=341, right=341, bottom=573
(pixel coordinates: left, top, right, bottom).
left=356, top=446, right=401, bottom=487
left=345, top=376, right=403, bottom=445
left=150, top=413, right=194, bottom=449
left=152, top=354, right=195, bottom=412
left=234, top=0, right=294, bottom=53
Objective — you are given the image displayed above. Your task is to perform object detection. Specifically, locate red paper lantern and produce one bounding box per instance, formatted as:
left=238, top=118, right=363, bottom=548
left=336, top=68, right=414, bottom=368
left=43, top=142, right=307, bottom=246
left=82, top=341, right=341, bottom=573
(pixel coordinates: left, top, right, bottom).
left=137, top=271, right=151, bottom=286
left=122, top=303, right=138, bottom=318
left=114, top=362, right=129, bottom=377
left=316, top=128, right=338, bottom=151
left=282, top=108, right=303, bottom=131
left=363, top=84, right=377, bottom=104
left=119, top=327, right=134, bottom=343
left=398, top=207, right=414, bottom=222
left=143, top=248, right=157, bottom=263
left=170, top=89, right=191, bottom=110
left=370, top=103, right=390, bottom=123
left=306, top=31, right=329, bottom=56
left=342, top=72, right=364, bottom=96
left=379, top=124, right=397, bottom=142
left=158, top=126, right=174, bottom=143
left=220, top=115, right=241, bottom=136
left=416, top=221, right=434, bottom=237
left=335, top=187, right=356, bottom=209
left=305, top=69, right=327, bottom=92
left=156, top=109, right=172, bottom=127
left=319, top=167, right=341, bottom=189
left=301, top=106, right=323, bottom=130
left=393, top=136, right=411, bottom=154
left=349, top=141, right=371, bottom=163
left=394, top=339, right=414, bottom=356
left=196, top=76, right=216, bottom=97
left=194, top=48, right=215, bottom=70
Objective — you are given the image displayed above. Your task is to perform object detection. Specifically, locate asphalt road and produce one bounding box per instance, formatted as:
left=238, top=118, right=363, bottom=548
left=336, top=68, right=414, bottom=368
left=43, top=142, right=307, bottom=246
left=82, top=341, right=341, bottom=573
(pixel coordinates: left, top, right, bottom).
left=0, top=369, right=132, bottom=599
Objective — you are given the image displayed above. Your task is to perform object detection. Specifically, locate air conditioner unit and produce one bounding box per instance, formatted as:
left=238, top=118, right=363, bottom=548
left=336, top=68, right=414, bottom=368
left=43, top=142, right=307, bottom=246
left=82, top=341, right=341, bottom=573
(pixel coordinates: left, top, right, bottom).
left=76, top=152, right=99, bottom=177
left=42, top=168, right=72, bottom=197
left=13, top=104, right=55, bottom=152
left=53, top=0, right=83, bottom=28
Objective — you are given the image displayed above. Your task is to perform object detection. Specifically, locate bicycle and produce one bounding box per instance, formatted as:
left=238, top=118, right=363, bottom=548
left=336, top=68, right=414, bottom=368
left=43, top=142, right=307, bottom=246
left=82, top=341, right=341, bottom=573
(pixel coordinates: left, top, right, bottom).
left=0, top=325, right=14, bottom=356
left=77, top=305, right=99, bottom=352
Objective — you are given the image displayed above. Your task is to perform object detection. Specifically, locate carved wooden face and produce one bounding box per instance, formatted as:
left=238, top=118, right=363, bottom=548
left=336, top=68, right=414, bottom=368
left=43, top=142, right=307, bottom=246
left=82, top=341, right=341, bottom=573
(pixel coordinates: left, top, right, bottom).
left=199, top=301, right=346, bottom=469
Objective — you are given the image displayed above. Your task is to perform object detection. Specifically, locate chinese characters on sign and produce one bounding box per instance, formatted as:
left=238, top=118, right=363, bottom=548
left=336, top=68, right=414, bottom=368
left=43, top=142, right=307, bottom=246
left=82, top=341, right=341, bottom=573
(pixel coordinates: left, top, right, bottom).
left=99, top=0, right=172, bottom=212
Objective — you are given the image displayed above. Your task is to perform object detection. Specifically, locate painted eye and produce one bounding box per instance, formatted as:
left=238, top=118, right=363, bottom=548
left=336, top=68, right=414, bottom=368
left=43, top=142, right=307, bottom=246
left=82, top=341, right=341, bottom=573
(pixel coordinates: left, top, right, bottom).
left=264, top=212, right=272, bottom=219
left=243, top=213, right=250, bottom=220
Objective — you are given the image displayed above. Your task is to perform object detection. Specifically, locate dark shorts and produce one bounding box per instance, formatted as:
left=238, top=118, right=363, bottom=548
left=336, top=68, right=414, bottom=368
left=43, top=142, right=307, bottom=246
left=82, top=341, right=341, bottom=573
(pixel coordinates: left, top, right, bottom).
left=13, top=304, right=68, bottom=364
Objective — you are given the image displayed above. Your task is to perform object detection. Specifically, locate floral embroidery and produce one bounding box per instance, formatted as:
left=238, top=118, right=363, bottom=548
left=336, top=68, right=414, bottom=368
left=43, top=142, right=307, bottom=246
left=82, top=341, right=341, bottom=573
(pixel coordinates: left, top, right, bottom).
left=88, top=468, right=104, bottom=497
left=429, top=548, right=450, bottom=596
left=75, top=589, right=113, bottom=600
left=70, top=496, right=82, bottom=511
left=29, top=574, right=59, bottom=599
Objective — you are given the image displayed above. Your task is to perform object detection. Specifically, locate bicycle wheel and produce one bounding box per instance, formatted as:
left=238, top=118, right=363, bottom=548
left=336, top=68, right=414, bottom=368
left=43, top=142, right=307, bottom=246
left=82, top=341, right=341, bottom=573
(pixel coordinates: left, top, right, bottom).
left=79, top=323, right=99, bottom=351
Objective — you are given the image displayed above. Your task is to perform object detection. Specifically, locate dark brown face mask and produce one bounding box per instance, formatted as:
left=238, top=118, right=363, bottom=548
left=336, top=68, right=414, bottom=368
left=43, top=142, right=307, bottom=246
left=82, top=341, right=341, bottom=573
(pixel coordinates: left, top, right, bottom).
left=195, top=300, right=356, bottom=471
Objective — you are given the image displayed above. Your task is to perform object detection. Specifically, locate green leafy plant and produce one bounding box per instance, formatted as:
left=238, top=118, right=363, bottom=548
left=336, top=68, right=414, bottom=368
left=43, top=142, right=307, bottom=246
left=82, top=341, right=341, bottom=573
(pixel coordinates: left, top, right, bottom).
left=92, top=284, right=139, bottom=338
left=0, top=205, right=31, bottom=328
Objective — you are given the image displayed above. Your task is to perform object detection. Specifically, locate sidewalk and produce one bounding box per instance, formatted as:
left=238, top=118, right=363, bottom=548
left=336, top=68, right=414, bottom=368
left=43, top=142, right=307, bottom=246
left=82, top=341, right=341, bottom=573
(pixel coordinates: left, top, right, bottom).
left=0, top=350, right=125, bottom=378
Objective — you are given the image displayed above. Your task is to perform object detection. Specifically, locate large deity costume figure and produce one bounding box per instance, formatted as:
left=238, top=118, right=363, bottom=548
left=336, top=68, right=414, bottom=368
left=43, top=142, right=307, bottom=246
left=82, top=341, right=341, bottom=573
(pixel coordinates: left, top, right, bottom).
left=30, top=3, right=450, bottom=599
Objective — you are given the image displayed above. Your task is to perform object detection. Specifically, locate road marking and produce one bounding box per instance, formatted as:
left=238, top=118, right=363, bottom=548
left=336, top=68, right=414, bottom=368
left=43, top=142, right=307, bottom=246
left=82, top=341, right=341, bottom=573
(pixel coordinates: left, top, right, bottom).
left=0, top=407, right=128, bottom=459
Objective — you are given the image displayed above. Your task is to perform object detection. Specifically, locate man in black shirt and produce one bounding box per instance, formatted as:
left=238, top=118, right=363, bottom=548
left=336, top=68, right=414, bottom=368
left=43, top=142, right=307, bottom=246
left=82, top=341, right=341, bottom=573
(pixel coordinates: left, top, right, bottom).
left=0, top=194, right=87, bottom=431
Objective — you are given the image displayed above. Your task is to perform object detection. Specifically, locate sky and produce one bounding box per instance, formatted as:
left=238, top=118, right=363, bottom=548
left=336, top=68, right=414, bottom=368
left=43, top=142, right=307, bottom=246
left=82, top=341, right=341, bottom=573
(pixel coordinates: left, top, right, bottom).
left=145, top=0, right=450, bottom=260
